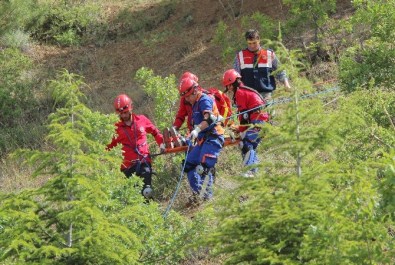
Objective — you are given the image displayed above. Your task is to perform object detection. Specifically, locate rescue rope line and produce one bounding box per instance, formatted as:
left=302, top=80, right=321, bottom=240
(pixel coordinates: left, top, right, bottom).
left=163, top=145, right=191, bottom=219
left=228, top=86, right=340, bottom=121
left=163, top=85, right=339, bottom=218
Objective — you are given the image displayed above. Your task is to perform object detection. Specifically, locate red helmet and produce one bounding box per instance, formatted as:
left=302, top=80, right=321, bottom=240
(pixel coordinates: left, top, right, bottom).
left=180, top=71, right=198, bottom=82
left=179, top=77, right=198, bottom=97
left=222, top=69, right=241, bottom=86
left=114, top=94, right=132, bottom=113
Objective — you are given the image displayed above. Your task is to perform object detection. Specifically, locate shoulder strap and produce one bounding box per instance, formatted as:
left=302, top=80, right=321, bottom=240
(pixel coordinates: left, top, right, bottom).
left=238, top=85, right=266, bottom=102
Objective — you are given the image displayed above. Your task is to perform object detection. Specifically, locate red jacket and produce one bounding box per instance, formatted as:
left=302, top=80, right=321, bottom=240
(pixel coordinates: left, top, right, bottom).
left=233, top=85, right=269, bottom=132
left=107, top=114, right=163, bottom=170
left=173, top=87, right=229, bottom=131
left=173, top=97, right=193, bottom=131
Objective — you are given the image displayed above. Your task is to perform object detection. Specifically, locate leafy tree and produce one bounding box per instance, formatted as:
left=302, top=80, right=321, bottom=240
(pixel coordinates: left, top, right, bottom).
left=204, top=43, right=394, bottom=264
left=333, top=89, right=395, bottom=163
left=0, top=0, right=38, bottom=36
left=135, top=67, right=178, bottom=130
left=283, top=0, right=336, bottom=62
left=339, top=0, right=395, bottom=92
left=0, top=70, right=193, bottom=264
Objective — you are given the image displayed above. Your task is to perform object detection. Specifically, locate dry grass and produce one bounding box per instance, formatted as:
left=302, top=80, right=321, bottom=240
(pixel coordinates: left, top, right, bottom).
left=0, top=158, right=50, bottom=193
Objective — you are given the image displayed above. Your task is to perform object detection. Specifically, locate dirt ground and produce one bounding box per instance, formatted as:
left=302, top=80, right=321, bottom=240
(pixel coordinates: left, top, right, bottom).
left=30, top=0, right=352, bottom=114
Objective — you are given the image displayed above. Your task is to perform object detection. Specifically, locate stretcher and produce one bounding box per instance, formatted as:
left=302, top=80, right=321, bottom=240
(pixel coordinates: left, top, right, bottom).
left=157, top=127, right=240, bottom=155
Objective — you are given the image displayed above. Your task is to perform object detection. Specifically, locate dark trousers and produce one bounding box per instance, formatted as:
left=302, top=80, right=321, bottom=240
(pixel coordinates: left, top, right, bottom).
left=122, top=162, right=152, bottom=192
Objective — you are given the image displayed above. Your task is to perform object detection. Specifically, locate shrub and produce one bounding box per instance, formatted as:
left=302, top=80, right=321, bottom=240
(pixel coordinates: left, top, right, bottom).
left=339, top=0, right=395, bottom=92
left=26, top=2, right=102, bottom=46
left=0, top=29, right=31, bottom=51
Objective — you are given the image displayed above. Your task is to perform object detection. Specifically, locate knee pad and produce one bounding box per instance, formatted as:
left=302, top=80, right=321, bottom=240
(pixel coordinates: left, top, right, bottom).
left=196, top=163, right=214, bottom=176
left=142, top=185, right=153, bottom=199
left=183, top=160, right=196, bottom=173
left=241, top=142, right=253, bottom=155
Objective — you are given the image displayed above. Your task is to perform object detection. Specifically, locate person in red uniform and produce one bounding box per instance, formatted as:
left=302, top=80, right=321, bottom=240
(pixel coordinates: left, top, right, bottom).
left=173, top=72, right=232, bottom=132
left=172, top=72, right=198, bottom=132
left=222, top=69, right=269, bottom=177
left=107, top=94, right=165, bottom=198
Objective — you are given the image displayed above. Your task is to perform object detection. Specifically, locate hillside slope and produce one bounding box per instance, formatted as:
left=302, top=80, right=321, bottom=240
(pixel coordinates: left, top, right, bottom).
left=30, top=0, right=352, bottom=114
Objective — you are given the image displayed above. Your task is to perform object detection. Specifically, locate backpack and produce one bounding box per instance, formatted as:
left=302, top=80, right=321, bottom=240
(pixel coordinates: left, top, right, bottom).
left=207, top=88, right=233, bottom=126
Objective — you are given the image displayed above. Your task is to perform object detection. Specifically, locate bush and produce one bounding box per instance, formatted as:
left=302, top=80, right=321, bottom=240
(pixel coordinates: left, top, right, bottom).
left=27, top=2, right=102, bottom=46
left=0, top=29, right=31, bottom=51
left=339, top=0, right=395, bottom=92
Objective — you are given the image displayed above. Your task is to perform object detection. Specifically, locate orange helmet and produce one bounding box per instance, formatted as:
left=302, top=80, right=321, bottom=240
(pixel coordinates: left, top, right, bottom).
left=114, top=94, right=132, bottom=113
left=180, top=71, right=198, bottom=82
left=179, top=78, right=198, bottom=97
left=222, top=69, right=241, bottom=86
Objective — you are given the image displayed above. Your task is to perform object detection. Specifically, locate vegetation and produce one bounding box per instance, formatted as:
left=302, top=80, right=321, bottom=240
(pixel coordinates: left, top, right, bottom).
left=0, top=0, right=394, bottom=264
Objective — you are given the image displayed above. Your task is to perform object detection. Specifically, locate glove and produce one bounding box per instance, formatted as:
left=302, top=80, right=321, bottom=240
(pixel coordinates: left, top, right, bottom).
left=159, top=143, right=166, bottom=153
left=188, top=126, right=201, bottom=141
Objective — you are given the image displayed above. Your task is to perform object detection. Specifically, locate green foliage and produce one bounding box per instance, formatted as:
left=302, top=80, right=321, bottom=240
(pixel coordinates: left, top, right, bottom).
left=204, top=42, right=395, bottom=264
left=0, top=29, right=31, bottom=50
left=0, top=0, right=38, bottom=36
left=0, top=70, right=192, bottom=264
left=26, top=2, right=102, bottom=46
left=135, top=67, right=178, bottom=129
left=339, top=0, right=395, bottom=92
left=283, top=0, right=336, bottom=37
left=376, top=151, right=395, bottom=221
left=213, top=20, right=242, bottom=62
left=0, top=48, right=34, bottom=123
left=283, top=0, right=336, bottom=63
left=134, top=67, right=188, bottom=202
left=333, top=89, right=395, bottom=162
left=0, top=48, right=44, bottom=156
left=241, top=12, right=277, bottom=41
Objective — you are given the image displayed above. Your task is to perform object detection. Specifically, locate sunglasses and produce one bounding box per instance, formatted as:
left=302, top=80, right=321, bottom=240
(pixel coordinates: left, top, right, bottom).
left=180, top=86, right=196, bottom=96
left=116, top=106, right=129, bottom=112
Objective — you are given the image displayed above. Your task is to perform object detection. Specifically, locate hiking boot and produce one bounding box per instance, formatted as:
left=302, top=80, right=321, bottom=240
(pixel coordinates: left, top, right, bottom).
left=243, top=171, right=255, bottom=178
left=162, top=127, right=174, bottom=149
left=185, top=194, right=201, bottom=208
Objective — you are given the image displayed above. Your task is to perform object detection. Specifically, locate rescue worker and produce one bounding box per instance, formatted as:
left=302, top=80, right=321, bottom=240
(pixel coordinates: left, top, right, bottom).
left=222, top=69, right=269, bottom=177
left=172, top=72, right=199, bottom=132
left=173, top=71, right=232, bottom=132
left=179, top=77, right=224, bottom=205
left=233, top=29, right=291, bottom=100
left=107, top=94, right=166, bottom=199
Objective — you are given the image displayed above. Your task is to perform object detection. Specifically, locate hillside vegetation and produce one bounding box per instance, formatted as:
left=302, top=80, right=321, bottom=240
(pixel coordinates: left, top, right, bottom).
left=1, top=0, right=394, bottom=264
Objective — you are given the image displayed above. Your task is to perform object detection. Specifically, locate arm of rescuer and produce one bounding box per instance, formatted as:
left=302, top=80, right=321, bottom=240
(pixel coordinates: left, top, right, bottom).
left=106, top=124, right=120, bottom=151
left=172, top=97, right=189, bottom=131
left=189, top=111, right=212, bottom=140
left=143, top=116, right=166, bottom=153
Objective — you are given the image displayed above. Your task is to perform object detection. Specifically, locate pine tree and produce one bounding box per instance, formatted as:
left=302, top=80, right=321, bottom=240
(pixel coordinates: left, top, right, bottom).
left=0, top=70, right=194, bottom=264
left=205, top=43, right=394, bottom=264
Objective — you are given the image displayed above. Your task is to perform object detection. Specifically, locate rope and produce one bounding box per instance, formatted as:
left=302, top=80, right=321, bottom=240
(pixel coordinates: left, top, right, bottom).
left=163, top=144, right=190, bottom=219
left=163, top=85, right=339, bottom=218
left=226, top=86, right=340, bottom=121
